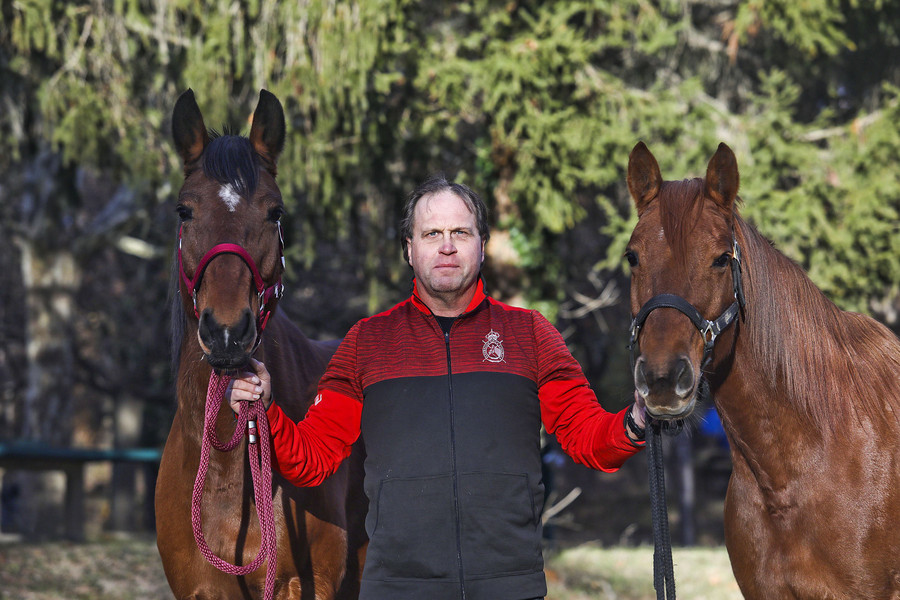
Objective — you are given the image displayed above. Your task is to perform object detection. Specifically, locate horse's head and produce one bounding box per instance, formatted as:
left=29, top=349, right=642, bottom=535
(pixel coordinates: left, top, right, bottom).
left=625, top=141, right=744, bottom=420
left=172, top=89, right=286, bottom=371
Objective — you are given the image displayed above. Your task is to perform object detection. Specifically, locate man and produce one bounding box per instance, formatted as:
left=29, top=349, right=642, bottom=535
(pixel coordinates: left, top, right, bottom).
left=229, top=175, right=647, bottom=600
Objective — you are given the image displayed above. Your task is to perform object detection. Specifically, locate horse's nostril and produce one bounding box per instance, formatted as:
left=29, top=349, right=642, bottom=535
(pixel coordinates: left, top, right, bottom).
left=234, top=309, right=256, bottom=349
left=634, top=357, right=650, bottom=397
left=674, top=356, right=695, bottom=398
left=198, top=310, right=216, bottom=345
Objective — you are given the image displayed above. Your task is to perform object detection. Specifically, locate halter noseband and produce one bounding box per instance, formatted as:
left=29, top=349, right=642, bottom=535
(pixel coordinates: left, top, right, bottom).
left=177, top=223, right=285, bottom=345
left=628, top=236, right=746, bottom=371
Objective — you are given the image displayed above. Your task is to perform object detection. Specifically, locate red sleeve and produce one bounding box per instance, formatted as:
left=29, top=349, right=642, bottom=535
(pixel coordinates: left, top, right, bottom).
left=533, top=312, right=644, bottom=472
left=265, top=323, right=364, bottom=487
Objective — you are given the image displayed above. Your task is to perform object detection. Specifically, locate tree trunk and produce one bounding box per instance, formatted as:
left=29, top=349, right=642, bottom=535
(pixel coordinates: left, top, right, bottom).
left=2, top=152, right=82, bottom=538
left=18, top=239, right=79, bottom=443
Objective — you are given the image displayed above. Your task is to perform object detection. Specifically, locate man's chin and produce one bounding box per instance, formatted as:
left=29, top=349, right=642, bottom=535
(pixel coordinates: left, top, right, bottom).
left=428, top=277, right=476, bottom=296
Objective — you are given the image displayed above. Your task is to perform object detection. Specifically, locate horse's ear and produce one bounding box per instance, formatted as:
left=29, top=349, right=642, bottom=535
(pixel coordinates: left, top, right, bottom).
left=705, top=143, right=739, bottom=211
left=249, top=89, right=286, bottom=173
left=627, top=141, right=662, bottom=215
left=172, top=89, right=209, bottom=170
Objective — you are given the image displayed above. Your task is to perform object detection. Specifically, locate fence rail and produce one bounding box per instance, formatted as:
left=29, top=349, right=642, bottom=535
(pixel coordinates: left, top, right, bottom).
left=0, top=441, right=162, bottom=541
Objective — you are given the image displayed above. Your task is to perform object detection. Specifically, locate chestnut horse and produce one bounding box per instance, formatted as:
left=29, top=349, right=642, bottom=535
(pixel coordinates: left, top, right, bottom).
left=156, top=89, right=366, bottom=599
left=625, top=141, right=900, bottom=599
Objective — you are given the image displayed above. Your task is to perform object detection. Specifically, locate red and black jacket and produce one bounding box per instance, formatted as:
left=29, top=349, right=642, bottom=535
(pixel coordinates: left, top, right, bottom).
left=266, top=279, right=643, bottom=600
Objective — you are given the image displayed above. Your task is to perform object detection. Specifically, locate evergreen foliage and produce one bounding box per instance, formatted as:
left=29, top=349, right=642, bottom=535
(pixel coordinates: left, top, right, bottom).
left=2, top=0, right=900, bottom=448
left=4, top=0, right=899, bottom=314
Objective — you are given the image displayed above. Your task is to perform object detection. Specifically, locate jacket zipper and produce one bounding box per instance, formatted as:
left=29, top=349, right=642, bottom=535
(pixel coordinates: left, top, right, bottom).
left=443, top=326, right=467, bottom=600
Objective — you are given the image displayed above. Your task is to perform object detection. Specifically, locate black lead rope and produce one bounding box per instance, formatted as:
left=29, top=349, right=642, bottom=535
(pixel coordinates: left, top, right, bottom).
left=648, top=419, right=677, bottom=599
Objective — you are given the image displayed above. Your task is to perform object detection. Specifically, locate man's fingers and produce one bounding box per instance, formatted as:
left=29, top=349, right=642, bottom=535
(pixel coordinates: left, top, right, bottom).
left=229, top=379, right=263, bottom=400
left=250, top=358, right=270, bottom=383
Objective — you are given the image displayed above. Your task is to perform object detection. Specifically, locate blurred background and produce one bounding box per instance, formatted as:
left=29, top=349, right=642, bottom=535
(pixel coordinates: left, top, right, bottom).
left=1, top=0, right=899, bottom=586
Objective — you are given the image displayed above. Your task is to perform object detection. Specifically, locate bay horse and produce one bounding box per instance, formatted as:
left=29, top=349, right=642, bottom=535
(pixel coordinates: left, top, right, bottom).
left=625, top=141, right=900, bottom=599
left=156, top=89, right=366, bottom=600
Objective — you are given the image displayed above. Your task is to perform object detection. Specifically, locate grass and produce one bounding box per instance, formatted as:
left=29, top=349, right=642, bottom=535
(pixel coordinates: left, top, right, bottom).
left=0, top=537, right=741, bottom=599
left=547, top=544, right=742, bottom=600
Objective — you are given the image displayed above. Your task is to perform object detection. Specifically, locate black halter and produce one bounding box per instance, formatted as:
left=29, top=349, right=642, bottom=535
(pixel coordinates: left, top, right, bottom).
left=628, top=236, right=746, bottom=373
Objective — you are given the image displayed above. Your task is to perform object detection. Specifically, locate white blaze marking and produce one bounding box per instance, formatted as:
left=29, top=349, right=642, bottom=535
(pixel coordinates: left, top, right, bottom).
left=218, top=184, right=241, bottom=211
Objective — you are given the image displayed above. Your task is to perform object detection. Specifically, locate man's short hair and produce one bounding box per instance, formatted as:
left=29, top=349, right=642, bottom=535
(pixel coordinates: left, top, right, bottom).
left=400, top=174, right=491, bottom=263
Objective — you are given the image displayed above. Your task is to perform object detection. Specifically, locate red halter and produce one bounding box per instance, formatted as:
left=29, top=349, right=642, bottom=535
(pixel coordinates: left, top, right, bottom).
left=177, top=223, right=285, bottom=341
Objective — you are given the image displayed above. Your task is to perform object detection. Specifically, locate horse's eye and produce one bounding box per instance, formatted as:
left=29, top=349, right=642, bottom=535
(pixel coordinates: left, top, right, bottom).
left=624, top=250, right=639, bottom=267
left=268, top=207, right=285, bottom=223
left=712, top=252, right=730, bottom=268
left=175, top=204, right=193, bottom=222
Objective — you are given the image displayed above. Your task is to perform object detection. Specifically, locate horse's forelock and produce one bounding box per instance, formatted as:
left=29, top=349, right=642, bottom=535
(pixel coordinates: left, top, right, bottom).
left=202, top=132, right=260, bottom=200
left=657, top=178, right=706, bottom=268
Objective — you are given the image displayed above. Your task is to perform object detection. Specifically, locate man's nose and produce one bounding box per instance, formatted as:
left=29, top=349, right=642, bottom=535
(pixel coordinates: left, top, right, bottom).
left=439, top=234, right=456, bottom=253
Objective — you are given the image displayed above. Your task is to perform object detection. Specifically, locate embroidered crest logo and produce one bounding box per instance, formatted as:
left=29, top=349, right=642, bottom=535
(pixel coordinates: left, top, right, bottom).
left=482, top=329, right=506, bottom=363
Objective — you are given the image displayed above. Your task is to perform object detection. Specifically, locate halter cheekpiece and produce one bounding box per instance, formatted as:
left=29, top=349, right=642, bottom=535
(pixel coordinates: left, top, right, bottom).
left=177, top=222, right=285, bottom=346
left=628, top=235, right=746, bottom=371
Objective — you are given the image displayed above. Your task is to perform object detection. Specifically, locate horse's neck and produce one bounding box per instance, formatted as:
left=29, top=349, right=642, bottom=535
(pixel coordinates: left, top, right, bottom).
left=714, top=233, right=894, bottom=485
left=711, top=240, right=829, bottom=486
left=175, top=338, right=235, bottom=448
left=255, top=310, right=335, bottom=418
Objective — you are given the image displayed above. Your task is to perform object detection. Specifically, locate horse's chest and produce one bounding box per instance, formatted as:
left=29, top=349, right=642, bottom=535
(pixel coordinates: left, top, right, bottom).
left=725, top=469, right=899, bottom=599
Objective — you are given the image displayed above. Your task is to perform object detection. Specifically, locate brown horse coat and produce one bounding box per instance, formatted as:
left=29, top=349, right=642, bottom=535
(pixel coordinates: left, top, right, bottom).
left=626, top=142, right=900, bottom=599
left=155, top=89, right=366, bottom=600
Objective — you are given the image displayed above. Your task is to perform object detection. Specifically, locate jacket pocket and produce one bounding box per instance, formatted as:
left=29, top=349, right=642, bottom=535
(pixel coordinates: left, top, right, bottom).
left=367, top=474, right=457, bottom=580
left=458, top=471, right=542, bottom=577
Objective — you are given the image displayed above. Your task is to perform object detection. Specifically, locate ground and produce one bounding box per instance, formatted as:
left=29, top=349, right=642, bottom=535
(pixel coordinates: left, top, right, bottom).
left=0, top=535, right=740, bottom=600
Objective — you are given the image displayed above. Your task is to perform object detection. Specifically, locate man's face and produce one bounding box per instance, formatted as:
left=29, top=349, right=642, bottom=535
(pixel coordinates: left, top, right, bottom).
left=406, top=190, right=485, bottom=312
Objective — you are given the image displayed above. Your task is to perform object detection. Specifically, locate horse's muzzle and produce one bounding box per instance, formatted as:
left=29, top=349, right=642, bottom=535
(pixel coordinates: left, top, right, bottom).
left=198, top=308, right=257, bottom=370
left=635, top=354, right=698, bottom=419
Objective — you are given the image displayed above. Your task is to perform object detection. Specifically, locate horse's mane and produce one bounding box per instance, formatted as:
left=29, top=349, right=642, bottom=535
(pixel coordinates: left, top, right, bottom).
left=658, top=178, right=900, bottom=432
left=169, top=251, right=186, bottom=377
left=738, top=218, right=900, bottom=430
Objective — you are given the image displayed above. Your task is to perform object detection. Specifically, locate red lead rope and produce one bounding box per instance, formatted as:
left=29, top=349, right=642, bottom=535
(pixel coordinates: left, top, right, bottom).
left=191, top=372, right=277, bottom=600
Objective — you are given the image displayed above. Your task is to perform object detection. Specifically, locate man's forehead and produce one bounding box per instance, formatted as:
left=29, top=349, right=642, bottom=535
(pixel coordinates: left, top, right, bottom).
left=415, top=191, right=476, bottom=225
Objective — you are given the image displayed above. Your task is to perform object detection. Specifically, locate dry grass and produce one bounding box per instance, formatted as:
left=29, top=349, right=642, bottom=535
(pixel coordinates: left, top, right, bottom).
left=0, top=537, right=741, bottom=599
left=547, top=544, right=742, bottom=600
left=0, top=535, right=171, bottom=600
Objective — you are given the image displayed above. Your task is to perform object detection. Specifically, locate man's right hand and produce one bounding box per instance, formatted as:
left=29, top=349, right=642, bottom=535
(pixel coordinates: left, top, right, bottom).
left=226, top=358, right=273, bottom=415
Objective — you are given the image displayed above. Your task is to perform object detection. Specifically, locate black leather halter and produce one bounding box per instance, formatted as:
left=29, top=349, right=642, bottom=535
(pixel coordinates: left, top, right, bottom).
left=628, top=236, right=746, bottom=372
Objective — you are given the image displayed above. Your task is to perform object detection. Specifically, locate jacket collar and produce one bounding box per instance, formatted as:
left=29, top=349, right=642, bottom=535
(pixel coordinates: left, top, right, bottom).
left=410, top=277, right=487, bottom=317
